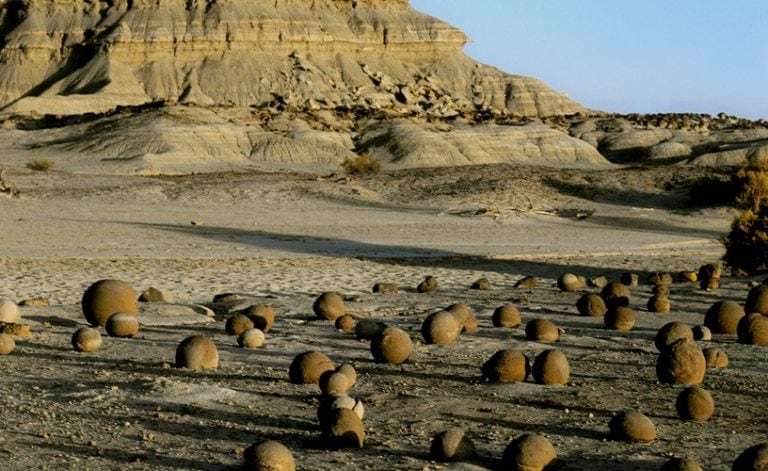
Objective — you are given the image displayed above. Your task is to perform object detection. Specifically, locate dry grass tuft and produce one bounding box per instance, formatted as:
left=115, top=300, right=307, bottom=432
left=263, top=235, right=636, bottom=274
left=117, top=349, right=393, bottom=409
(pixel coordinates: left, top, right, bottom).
left=26, top=159, right=55, bottom=172
left=341, top=154, right=381, bottom=175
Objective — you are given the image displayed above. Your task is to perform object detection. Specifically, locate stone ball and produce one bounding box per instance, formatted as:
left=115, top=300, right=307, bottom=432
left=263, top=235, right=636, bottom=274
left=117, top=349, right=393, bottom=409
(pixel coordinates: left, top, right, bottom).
left=525, top=318, right=560, bottom=343
left=514, top=276, right=539, bottom=289
left=679, top=271, right=698, bottom=283
left=656, top=339, right=706, bottom=385
left=660, top=457, right=703, bottom=471
left=600, top=282, right=631, bottom=308
left=317, top=394, right=365, bottom=425
left=237, top=328, right=265, bottom=349
left=445, top=303, right=478, bottom=333
left=692, top=325, right=712, bottom=341
left=576, top=293, right=606, bottom=317
left=372, top=282, right=399, bottom=294
left=604, top=306, right=636, bottom=331
left=648, top=272, right=673, bottom=286
left=700, top=278, right=719, bottom=291
left=588, top=276, right=609, bottom=288
left=647, top=295, right=671, bottom=313
left=501, top=433, right=556, bottom=471
left=417, top=276, right=438, bottom=294
left=289, top=351, right=335, bottom=385
left=421, top=311, right=461, bottom=345
left=481, top=349, right=530, bottom=383
left=336, top=363, right=357, bottom=388
left=738, top=313, right=768, bottom=345
left=703, top=347, right=728, bottom=369
left=71, top=327, right=102, bottom=352
left=620, top=272, right=639, bottom=287
left=732, top=443, right=768, bottom=470
left=608, top=411, right=656, bottom=443
left=370, top=327, right=412, bottom=365
left=105, top=312, right=140, bottom=338
left=557, top=273, right=583, bottom=292
left=704, top=300, right=745, bottom=334
left=652, top=284, right=671, bottom=296
left=698, top=263, right=721, bottom=281
left=655, top=322, right=694, bottom=352
left=493, top=305, right=522, bottom=328
left=0, top=333, right=15, bottom=355
left=676, top=386, right=714, bottom=422
left=355, top=318, right=388, bottom=340
left=532, top=349, right=570, bottom=385
left=212, top=292, right=239, bottom=304
left=319, top=371, right=350, bottom=396
left=471, top=278, right=492, bottom=290
left=321, top=408, right=364, bottom=448
left=18, top=296, right=49, bottom=307
left=746, top=284, right=768, bottom=315
left=241, top=305, right=275, bottom=333
left=225, top=313, right=254, bottom=336
left=313, top=292, right=346, bottom=321
left=243, top=439, right=295, bottom=471
left=138, top=287, right=174, bottom=303
left=176, top=335, right=218, bottom=370
left=0, top=298, right=21, bottom=324
left=334, top=314, right=357, bottom=332
left=430, top=428, right=476, bottom=462
left=81, top=279, right=138, bottom=327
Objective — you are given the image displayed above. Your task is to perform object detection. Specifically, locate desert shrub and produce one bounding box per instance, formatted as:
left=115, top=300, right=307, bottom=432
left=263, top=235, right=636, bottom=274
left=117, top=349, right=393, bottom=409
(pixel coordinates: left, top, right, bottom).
left=341, top=154, right=381, bottom=175
left=723, top=161, right=768, bottom=274
left=26, top=159, right=54, bottom=171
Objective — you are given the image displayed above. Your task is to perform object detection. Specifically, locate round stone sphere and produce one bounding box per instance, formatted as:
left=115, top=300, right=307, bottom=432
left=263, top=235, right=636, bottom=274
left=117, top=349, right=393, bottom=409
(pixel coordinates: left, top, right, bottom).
left=372, top=282, right=399, bottom=294
left=289, top=351, right=335, bottom=385
left=417, top=275, right=438, bottom=294
left=71, top=327, right=102, bottom=352
left=589, top=276, right=609, bottom=288
left=481, top=349, right=530, bottom=383
left=648, top=272, right=674, bottom=286
left=660, top=457, right=703, bottom=471
left=604, top=306, right=636, bottom=331
left=0, top=298, right=21, bottom=323
left=576, top=293, right=607, bottom=317
left=421, top=311, right=461, bottom=345
left=243, top=439, right=295, bottom=471
left=620, top=272, right=639, bottom=287
left=430, top=428, right=476, bottom=462
left=313, top=292, right=346, bottom=321
left=525, top=318, right=560, bottom=343
left=700, top=278, right=720, bottom=291
left=655, top=322, right=694, bottom=352
left=237, top=328, right=265, bottom=349
left=679, top=271, right=698, bottom=283
left=335, top=314, right=357, bottom=332
left=656, top=339, right=706, bottom=385
left=732, top=443, right=768, bottom=470
left=471, top=278, right=492, bottom=290
left=532, top=349, right=570, bottom=385
left=105, top=312, right=139, bottom=338
left=600, top=282, right=631, bottom=308
left=515, top=276, right=539, bottom=289
left=336, top=364, right=357, bottom=388
left=319, top=371, right=350, bottom=396
left=704, top=300, right=745, bottom=335
left=738, top=313, right=768, bottom=345
left=608, top=411, right=656, bottom=443
left=493, top=305, right=522, bottom=328
left=692, top=325, right=712, bottom=341
left=0, top=333, right=15, bottom=355
left=355, top=318, right=387, bottom=340
left=557, top=273, right=583, bottom=293
left=317, top=394, right=365, bottom=425
left=322, top=408, right=364, bottom=448
left=501, top=433, right=556, bottom=471
left=676, top=386, right=714, bottom=422
left=703, top=347, right=728, bottom=369
left=370, top=327, right=412, bottom=365
left=746, top=284, right=768, bottom=314
left=647, top=295, right=671, bottom=313
left=226, top=313, right=254, bottom=336
left=241, top=305, right=275, bottom=333
left=446, top=303, right=478, bottom=333
left=176, top=335, right=219, bottom=370
left=652, top=284, right=671, bottom=296
left=81, top=279, right=138, bottom=327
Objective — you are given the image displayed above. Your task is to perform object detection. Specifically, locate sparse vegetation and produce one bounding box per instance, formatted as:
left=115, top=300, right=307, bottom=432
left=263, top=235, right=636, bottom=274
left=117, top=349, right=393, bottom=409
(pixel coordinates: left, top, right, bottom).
left=723, top=161, right=768, bottom=274
left=341, top=154, right=381, bottom=175
left=26, top=159, right=55, bottom=171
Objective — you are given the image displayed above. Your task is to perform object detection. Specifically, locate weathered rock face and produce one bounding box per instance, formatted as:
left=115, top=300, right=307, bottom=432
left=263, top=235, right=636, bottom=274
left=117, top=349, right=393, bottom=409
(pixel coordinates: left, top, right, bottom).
left=0, top=0, right=583, bottom=118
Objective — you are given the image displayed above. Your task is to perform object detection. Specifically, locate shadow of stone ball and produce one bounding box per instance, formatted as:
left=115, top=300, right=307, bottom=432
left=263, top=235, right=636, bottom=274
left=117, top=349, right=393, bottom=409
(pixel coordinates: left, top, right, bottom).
left=656, top=339, right=705, bottom=385
left=704, top=300, right=745, bottom=334
left=608, top=411, right=656, bottom=443
left=501, top=433, right=556, bottom=471
left=321, top=408, right=364, bottom=448
left=604, top=306, right=636, bottom=331
left=660, top=456, right=702, bottom=471
left=746, top=284, right=768, bottom=314
left=655, top=322, right=693, bottom=352
left=430, top=428, right=476, bottom=462
left=732, top=443, right=768, bottom=470
left=289, top=351, right=335, bottom=385
left=370, top=327, right=412, bottom=365
left=481, top=349, right=530, bottom=383
left=525, top=318, right=560, bottom=343
left=241, top=305, right=275, bottom=333
left=703, top=347, right=728, bottom=369
left=243, top=439, right=295, bottom=471
left=576, top=293, right=606, bottom=317
left=532, top=349, right=569, bottom=385
left=600, top=282, right=631, bottom=309
left=313, top=292, right=346, bottom=321
left=237, top=328, right=265, bottom=349
left=470, top=278, right=492, bottom=290
left=417, top=276, right=438, bottom=294
left=0, top=333, right=15, bottom=355
left=0, top=298, right=21, bottom=324
left=421, top=311, right=461, bottom=345
left=492, top=305, right=522, bottom=328
left=225, top=313, right=254, bottom=336
left=445, top=303, right=477, bottom=333
left=71, top=327, right=102, bottom=352
left=372, top=282, right=399, bottom=294
left=105, top=312, right=139, bottom=338
left=738, top=313, right=768, bottom=345
left=176, top=335, right=218, bottom=371
left=647, top=295, right=671, bottom=313
left=676, top=386, right=714, bottom=422
left=81, top=279, right=138, bottom=327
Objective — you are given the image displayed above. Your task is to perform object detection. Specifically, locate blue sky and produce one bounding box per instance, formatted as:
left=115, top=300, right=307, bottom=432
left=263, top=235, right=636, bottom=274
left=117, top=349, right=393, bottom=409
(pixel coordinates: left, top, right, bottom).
left=410, top=1, right=767, bottom=119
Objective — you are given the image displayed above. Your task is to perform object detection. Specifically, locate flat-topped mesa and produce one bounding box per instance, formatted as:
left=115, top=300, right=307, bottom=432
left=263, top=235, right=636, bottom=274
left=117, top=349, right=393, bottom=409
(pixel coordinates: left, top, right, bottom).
left=0, top=0, right=584, bottom=117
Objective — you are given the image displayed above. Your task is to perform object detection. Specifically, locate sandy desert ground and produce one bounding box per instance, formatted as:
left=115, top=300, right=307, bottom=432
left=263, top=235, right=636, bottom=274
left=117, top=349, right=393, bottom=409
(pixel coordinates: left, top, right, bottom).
left=0, top=164, right=766, bottom=470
